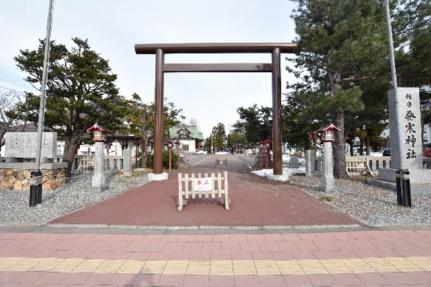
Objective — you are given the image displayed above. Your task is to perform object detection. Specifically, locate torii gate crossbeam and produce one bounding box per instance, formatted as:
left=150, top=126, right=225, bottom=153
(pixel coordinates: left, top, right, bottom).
left=135, top=43, right=297, bottom=176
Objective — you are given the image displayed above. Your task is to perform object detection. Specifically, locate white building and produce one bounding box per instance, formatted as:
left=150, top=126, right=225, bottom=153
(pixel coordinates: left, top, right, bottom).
left=169, top=124, right=204, bottom=153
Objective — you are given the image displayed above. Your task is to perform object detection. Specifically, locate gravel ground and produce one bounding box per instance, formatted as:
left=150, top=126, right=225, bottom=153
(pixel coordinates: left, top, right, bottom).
left=0, top=172, right=148, bottom=225
left=290, top=175, right=431, bottom=227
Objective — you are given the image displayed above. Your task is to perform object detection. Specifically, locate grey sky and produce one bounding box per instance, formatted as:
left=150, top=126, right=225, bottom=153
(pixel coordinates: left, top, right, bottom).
left=0, top=0, right=297, bottom=137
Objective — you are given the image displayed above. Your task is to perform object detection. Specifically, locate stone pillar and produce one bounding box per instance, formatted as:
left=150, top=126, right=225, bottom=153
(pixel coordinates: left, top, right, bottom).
left=388, top=87, right=423, bottom=170
left=123, top=146, right=132, bottom=176
left=305, top=150, right=316, bottom=176
left=320, top=142, right=334, bottom=192
left=92, top=141, right=106, bottom=189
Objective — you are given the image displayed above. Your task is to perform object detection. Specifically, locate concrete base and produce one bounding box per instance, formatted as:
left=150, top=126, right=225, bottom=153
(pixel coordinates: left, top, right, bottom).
left=378, top=168, right=431, bottom=184
left=320, top=175, right=335, bottom=192
left=91, top=173, right=106, bottom=189
left=367, top=178, right=431, bottom=193
left=0, top=162, right=68, bottom=169
left=368, top=167, right=431, bottom=193
left=148, top=172, right=169, bottom=181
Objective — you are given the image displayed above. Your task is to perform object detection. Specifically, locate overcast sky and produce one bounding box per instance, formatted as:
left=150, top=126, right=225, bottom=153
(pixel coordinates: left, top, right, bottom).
left=0, top=0, right=297, bottom=137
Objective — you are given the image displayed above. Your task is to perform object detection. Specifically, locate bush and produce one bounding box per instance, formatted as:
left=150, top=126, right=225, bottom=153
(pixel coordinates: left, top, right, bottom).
left=147, top=150, right=179, bottom=169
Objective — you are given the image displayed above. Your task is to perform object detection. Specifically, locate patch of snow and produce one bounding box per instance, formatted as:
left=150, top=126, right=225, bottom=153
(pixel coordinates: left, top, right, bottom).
left=215, top=151, right=229, bottom=155
left=252, top=166, right=306, bottom=181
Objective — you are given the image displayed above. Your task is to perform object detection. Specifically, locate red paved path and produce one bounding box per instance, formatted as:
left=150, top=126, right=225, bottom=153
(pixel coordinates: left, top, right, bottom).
left=51, top=172, right=358, bottom=226
left=1, top=229, right=430, bottom=286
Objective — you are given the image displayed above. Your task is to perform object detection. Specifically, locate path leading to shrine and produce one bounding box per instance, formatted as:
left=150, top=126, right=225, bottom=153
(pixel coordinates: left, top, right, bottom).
left=51, top=154, right=359, bottom=227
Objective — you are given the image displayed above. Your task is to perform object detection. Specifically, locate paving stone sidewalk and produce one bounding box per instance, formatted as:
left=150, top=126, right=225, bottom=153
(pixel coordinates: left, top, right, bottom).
left=0, top=228, right=430, bottom=286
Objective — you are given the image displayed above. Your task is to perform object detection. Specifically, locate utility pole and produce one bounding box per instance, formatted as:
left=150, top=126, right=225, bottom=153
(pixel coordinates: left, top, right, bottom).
left=30, top=0, right=55, bottom=207
left=384, top=0, right=398, bottom=89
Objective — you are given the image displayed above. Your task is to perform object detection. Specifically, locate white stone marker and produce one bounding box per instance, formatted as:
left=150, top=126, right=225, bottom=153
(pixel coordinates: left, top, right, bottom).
left=388, top=87, right=423, bottom=170
left=123, top=146, right=132, bottom=176
left=92, top=141, right=106, bottom=189
left=305, top=150, right=316, bottom=176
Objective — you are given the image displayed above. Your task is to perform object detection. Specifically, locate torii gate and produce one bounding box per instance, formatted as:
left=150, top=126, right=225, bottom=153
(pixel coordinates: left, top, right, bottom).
left=135, top=43, right=297, bottom=177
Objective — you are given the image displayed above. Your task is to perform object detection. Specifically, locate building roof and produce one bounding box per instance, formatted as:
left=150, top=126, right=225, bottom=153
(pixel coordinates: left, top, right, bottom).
left=169, top=124, right=204, bottom=140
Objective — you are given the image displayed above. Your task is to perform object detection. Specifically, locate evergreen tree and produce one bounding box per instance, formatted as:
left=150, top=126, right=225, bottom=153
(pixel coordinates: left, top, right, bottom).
left=211, top=123, right=227, bottom=151
left=12, top=38, right=127, bottom=176
left=126, top=93, right=183, bottom=168
left=291, top=0, right=389, bottom=178
left=233, top=105, right=272, bottom=147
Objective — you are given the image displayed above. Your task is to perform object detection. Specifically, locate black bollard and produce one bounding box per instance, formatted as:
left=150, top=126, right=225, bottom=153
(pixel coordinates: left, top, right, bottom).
left=401, top=169, right=411, bottom=207
left=395, top=169, right=402, bottom=205
left=29, top=170, right=42, bottom=207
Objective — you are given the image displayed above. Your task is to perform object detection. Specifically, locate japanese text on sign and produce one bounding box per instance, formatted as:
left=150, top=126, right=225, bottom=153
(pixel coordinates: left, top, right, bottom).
left=192, top=178, right=213, bottom=192
left=404, top=93, right=417, bottom=159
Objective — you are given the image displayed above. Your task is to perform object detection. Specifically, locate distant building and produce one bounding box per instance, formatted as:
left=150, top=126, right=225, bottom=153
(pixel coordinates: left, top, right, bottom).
left=169, top=124, right=204, bottom=153
left=421, top=96, right=431, bottom=144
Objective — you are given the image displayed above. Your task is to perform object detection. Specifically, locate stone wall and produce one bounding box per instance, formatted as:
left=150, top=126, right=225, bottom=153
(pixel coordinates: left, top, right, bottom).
left=0, top=168, right=67, bottom=191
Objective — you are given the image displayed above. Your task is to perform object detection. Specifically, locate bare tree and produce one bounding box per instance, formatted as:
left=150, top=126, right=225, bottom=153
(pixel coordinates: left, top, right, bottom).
left=0, top=85, right=24, bottom=147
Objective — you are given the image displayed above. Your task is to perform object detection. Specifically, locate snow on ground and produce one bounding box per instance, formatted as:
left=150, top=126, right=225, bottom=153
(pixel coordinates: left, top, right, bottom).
left=252, top=166, right=306, bottom=181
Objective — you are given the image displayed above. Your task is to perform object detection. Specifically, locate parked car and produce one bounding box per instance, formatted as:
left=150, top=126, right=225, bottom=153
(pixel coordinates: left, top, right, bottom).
left=424, top=144, right=431, bottom=158
left=383, top=149, right=391, bottom=156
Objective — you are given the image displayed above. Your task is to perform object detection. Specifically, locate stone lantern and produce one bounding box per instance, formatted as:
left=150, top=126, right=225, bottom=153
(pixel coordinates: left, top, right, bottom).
left=317, top=123, right=341, bottom=192
left=167, top=140, right=174, bottom=172
left=264, top=139, right=272, bottom=168
left=174, top=140, right=181, bottom=153
left=87, top=123, right=108, bottom=190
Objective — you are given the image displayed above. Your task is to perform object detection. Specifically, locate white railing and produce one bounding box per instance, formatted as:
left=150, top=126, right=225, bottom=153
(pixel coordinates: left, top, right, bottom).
left=72, top=155, right=125, bottom=174
left=312, top=156, right=391, bottom=177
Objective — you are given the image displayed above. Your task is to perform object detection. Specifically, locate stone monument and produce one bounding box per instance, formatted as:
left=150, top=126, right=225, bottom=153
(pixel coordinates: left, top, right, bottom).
left=305, top=150, right=316, bottom=176
left=288, top=156, right=300, bottom=168
left=4, top=132, right=57, bottom=162
left=0, top=132, right=67, bottom=191
left=373, top=87, right=431, bottom=192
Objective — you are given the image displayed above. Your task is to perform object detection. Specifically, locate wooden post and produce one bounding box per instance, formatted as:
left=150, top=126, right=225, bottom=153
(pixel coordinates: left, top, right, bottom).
left=177, top=173, right=183, bottom=211
left=153, top=48, right=164, bottom=174
left=265, top=143, right=269, bottom=168
left=260, top=143, right=264, bottom=169
left=168, top=147, right=172, bottom=172
left=272, top=47, right=282, bottom=175
left=224, top=171, right=229, bottom=210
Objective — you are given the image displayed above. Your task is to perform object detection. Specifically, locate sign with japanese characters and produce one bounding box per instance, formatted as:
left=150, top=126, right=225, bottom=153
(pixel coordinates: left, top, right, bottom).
left=4, top=132, right=57, bottom=159
left=388, top=87, right=423, bottom=169
left=192, top=177, right=213, bottom=192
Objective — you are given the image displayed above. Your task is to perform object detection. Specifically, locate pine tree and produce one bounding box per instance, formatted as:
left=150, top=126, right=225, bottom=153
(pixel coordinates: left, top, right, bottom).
left=13, top=38, right=127, bottom=176
left=291, top=0, right=390, bottom=178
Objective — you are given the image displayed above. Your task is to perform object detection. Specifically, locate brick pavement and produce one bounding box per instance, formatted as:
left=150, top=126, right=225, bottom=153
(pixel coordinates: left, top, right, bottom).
left=0, top=229, right=430, bottom=286
left=51, top=171, right=358, bottom=227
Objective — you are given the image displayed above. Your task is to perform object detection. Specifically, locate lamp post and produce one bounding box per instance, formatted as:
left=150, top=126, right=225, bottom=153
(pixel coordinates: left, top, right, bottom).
left=87, top=123, right=107, bottom=190
left=29, top=0, right=55, bottom=207
left=317, top=123, right=341, bottom=192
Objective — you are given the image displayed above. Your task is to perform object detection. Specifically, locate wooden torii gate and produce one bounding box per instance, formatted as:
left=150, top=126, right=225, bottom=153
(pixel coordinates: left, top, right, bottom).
left=135, top=43, right=297, bottom=176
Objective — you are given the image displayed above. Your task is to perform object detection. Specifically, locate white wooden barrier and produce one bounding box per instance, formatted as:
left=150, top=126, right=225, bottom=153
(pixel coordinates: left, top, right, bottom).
left=345, top=156, right=391, bottom=177
left=313, top=156, right=391, bottom=177
left=178, top=171, right=229, bottom=211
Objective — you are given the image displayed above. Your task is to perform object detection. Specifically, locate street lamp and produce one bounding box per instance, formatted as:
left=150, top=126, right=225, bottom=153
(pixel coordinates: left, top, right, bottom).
left=30, top=0, right=55, bottom=207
